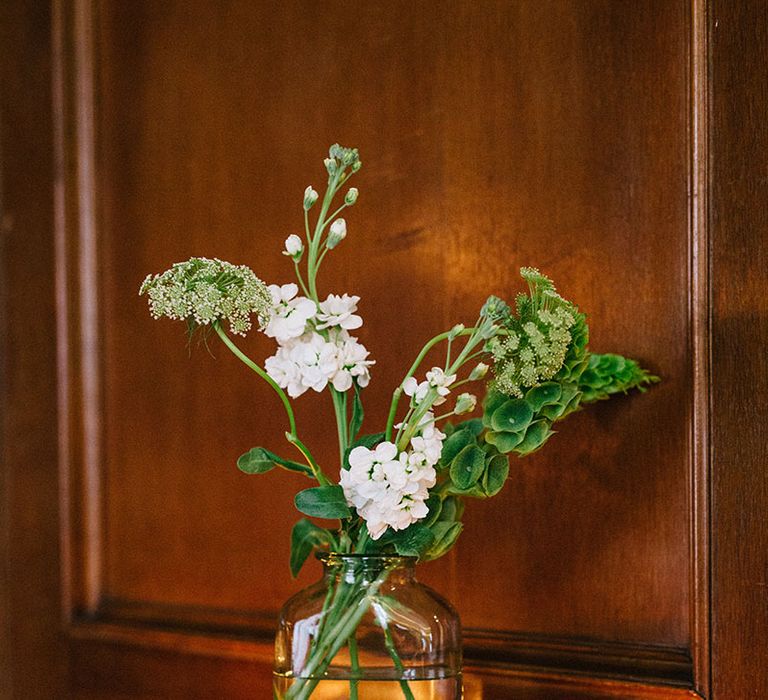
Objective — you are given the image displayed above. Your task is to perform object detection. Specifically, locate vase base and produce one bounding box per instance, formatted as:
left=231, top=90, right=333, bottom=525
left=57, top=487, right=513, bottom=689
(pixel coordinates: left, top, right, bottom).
left=273, top=674, right=463, bottom=699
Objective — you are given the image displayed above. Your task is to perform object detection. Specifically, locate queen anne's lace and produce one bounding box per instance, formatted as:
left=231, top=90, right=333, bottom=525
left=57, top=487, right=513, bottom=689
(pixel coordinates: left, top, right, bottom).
left=139, top=257, right=272, bottom=336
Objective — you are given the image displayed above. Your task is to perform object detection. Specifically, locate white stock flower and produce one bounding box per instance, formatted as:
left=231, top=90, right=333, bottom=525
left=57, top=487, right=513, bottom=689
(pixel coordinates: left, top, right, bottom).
left=265, top=332, right=335, bottom=398
left=329, top=330, right=374, bottom=391
left=454, top=393, right=477, bottom=415
left=316, top=294, right=363, bottom=331
left=403, top=367, right=457, bottom=406
left=340, top=416, right=444, bottom=540
left=265, top=329, right=374, bottom=398
left=283, top=234, right=304, bottom=257
left=264, top=283, right=316, bottom=343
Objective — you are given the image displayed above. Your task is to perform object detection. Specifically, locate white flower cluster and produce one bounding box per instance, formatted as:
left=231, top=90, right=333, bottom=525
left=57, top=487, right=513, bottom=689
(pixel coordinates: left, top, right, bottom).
left=139, top=257, right=273, bottom=336
left=264, top=284, right=373, bottom=397
left=402, top=367, right=457, bottom=406
left=340, top=415, right=445, bottom=540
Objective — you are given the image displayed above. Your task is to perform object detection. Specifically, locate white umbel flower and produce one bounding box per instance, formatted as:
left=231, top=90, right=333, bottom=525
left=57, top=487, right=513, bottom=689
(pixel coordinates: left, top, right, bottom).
left=264, top=283, right=317, bottom=343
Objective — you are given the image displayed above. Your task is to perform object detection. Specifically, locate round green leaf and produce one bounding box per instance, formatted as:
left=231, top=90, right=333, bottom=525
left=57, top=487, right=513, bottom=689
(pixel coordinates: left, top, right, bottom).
left=449, top=444, right=485, bottom=490
left=491, top=399, right=534, bottom=433
left=525, top=382, right=562, bottom=411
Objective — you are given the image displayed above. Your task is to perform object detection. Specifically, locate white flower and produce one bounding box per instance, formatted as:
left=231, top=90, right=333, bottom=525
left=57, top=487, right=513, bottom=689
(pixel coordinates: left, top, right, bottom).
left=264, top=283, right=317, bottom=343
left=265, top=329, right=374, bottom=397
left=340, top=437, right=438, bottom=540
left=327, top=218, right=347, bottom=249
left=328, top=330, right=374, bottom=392
left=403, top=367, right=457, bottom=407
left=316, top=294, right=363, bottom=331
left=283, top=234, right=304, bottom=258
left=265, top=332, right=335, bottom=397
left=402, top=377, right=429, bottom=402
left=469, top=362, right=489, bottom=380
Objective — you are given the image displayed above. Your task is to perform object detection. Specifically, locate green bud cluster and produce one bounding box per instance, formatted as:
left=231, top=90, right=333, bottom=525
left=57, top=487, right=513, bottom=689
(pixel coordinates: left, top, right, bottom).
left=488, top=269, right=578, bottom=398
left=139, top=257, right=272, bottom=336
left=325, top=143, right=361, bottom=175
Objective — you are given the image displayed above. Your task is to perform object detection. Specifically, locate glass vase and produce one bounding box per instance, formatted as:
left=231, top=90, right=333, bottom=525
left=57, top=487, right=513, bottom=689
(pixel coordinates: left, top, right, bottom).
left=273, top=554, right=462, bottom=699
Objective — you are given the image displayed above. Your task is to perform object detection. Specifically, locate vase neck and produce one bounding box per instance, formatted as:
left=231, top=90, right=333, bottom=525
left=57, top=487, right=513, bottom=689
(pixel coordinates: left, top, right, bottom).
left=320, top=554, right=416, bottom=585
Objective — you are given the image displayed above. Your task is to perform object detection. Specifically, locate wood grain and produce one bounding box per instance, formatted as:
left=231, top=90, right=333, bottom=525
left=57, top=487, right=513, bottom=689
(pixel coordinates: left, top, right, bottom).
left=12, top=0, right=768, bottom=697
left=709, top=0, right=768, bottom=696
left=93, top=0, right=692, bottom=647
left=0, top=1, right=67, bottom=698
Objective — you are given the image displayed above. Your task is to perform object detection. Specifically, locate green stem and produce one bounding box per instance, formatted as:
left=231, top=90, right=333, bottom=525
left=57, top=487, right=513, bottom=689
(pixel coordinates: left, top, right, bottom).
left=286, top=433, right=331, bottom=486
left=382, top=623, right=416, bottom=700
left=214, top=323, right=297, bottom=436
left=330, top=388, right=349, bottom=466
left=348, top=636, right=360, bottom=699
left=293, top=261, right=311, bottom=298
left=384, top=328, right=476, bottom=441
left=287, top=574, right=386, bottom=700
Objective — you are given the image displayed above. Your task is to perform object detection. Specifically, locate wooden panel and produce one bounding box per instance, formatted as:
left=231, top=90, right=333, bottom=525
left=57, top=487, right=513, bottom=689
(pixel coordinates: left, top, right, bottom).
left=709, top=0, right=768, bottom=696
left=48, top=0, right=711, bottom=696
left=0, top=1, right=68, bottom=699
left=94, top=0, right=691, bottom=641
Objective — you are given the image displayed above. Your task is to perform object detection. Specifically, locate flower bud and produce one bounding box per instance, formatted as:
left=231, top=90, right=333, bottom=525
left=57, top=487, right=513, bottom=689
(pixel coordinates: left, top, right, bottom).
left=303, top=186, right=319, bottom=210
left=469, top=362, right=489, bottom=381
left=454, top=393, right=477, bottom=415
left=327, top=218, right=347, bottom=249
left=324, top=158, right=337, bottom=175
left=283, top=234, right=304, bottom=260
left=351, top=160, right=362, bottom=173
left=344, top=187, right=359, bottom=205
left=448, top=323, right=465, bottom=340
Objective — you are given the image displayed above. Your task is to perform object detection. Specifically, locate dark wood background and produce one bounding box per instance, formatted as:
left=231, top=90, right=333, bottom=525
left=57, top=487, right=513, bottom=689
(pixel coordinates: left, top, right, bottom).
left=1, top=0, right=766, bottom=698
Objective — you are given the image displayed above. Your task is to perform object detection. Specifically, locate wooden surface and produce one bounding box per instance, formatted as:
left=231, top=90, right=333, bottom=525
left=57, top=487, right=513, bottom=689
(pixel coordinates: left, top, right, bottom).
left=95, top=0, right=691, bottom=646
left=1, top=0, right=766, bottom=698
left=0, top=1, right=67, bottom=698
left=709, top=0, right=768, bottom=697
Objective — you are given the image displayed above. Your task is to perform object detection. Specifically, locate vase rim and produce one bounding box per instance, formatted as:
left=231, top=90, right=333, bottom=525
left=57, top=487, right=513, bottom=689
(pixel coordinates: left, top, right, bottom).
left=316, top=552, right=418, bottom=564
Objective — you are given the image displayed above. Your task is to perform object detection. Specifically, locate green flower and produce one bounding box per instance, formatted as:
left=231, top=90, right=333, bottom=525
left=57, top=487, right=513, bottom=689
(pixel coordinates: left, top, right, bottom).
left=139, top=257, right=272, bottom=336
left=489, top=268, right=578, bottom=398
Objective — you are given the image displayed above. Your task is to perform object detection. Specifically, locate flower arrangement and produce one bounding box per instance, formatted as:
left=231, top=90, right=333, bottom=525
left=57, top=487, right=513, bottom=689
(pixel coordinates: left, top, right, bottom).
left=140, top=144, right=657, bottom=699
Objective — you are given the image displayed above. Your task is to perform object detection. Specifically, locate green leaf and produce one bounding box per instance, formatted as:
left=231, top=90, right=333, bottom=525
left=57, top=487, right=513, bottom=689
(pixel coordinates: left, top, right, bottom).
left=425, top=522, right=463, bottom=560
left=439, top=429, right=476, bottom=467
left=294, top=486, right=351, bottom=519
left=482, top=389, right=508, bottom=428
left=491, top=399, right=534, bottom=434
left=514, top=420, right=554, bottom=455
left=391, top=523, right=435, bottom=558
left=485, top=429, right=525, bottom=453
left=237, top=448, right=274, bottom=475
left=450, top=444, right=486, bottom=490
left=349, top=384, right=365, bottom=441
left=424, top=494, right=443, bottom=527
left=482, top=454, right=510, bottom=496
left=525, top=382, right=562, bottom=411
left=290, top=519, right=332, bottom=578
left=237, top=447, right=313, bottom=477
left=454, top=418, right=484, bottom=436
